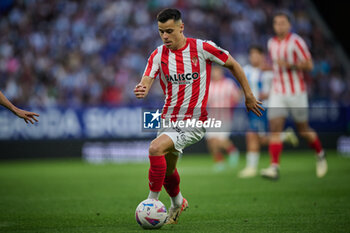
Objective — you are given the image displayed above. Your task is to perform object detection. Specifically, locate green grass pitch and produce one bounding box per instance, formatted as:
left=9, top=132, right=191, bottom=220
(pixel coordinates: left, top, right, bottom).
left=0, top=151, right=349, bottom=233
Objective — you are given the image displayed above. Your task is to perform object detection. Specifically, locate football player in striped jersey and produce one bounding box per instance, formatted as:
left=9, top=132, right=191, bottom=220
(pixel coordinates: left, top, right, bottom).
left=134, top=8, right=263, bottom=224
left=261, top=11, right=327, bottom=180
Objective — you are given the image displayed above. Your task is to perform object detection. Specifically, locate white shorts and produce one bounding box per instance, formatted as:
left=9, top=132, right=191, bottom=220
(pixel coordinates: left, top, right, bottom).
left=205, top=132, right=230, bottom=140
left=204, top=120, right=231, bottom=140
left=157, top=125, right=206, bottom=156
left=268, top=92, right=309, bottom=122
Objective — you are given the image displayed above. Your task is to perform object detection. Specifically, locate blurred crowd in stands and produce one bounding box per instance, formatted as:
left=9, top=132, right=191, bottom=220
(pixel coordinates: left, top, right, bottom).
left=0, top=0, right=349, bottom=108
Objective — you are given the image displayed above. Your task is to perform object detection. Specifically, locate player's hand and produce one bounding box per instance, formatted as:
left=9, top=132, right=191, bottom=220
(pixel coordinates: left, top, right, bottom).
left=134, top=84, right=147, bottom=99
left=14, top=108, right=39, bottom=124
left=245, top=94, right=264, bottom=117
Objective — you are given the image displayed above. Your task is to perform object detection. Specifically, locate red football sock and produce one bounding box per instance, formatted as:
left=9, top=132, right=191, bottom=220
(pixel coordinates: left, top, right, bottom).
left=269, top=142, right=283, bottom=165
left=148, top=155, right=167, bottom=192
left=227, top=144, right=236, bottom=154
left=309, top=137, right=323, bottom=155
left=163, top=169, right=180, bottom=197
left=213, top=152, right=224, bottom=162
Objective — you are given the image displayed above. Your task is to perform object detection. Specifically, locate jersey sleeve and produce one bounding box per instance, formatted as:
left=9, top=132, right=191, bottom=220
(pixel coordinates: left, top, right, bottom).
left=294, top=36, right=311, bottom=61
left=202, top=41, right=229, bottom=65
left=143, top=48, right=160, bottom=79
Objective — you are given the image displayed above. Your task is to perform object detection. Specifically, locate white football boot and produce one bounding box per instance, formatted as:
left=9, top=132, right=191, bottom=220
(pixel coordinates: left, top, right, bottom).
left=260, top=165, right=279, bottom=180
left=238, top=167, right=257, bottom=178
left=316, top=151, right=328, bottom=178
left=165, top=198, right=189, bottom=225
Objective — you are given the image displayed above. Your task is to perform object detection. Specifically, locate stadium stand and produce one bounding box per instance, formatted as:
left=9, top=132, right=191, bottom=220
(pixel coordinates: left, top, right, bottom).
left=0, top=0, right=349, bottom=109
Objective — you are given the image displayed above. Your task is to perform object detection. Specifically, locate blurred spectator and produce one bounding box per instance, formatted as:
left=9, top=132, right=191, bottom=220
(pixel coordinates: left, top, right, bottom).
left=0, top=0, right=348, bottom=108
left=329, top=69, right=346, bottom=101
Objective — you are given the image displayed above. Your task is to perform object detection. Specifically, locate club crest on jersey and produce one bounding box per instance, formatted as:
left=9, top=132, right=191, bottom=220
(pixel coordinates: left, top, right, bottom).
left=166, top=72, right=199, bottom=85
left=191, top=56, right=198, bottom=67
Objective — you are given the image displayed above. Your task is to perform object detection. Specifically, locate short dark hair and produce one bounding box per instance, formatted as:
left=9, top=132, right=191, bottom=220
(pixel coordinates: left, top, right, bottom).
left=157, top=8, right=182, bottom=23
left=273, top=10, right=292, bottom=23
left=249, top=45, right=264, bottom=54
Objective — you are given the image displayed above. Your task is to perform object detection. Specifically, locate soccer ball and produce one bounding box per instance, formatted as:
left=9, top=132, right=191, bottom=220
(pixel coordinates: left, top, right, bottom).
left=135, top=199, right=168, bottom=229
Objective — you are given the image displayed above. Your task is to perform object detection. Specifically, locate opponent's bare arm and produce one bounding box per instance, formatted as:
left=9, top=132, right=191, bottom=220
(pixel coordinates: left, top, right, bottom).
left=134, top=76, right=155, bottom=99
left=0, top=91, right=39, bottom=124
left=223, top=55, right=264, bottom=117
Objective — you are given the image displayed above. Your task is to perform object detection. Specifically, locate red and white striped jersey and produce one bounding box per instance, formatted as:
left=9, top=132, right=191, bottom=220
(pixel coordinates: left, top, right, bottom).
left=268, top=32, right=311, bottom=96
left=143, top=38, right=229, bottom=121
left=207, top=77, right=240, bottom=122
left=208, top=78, right=240, bottom=108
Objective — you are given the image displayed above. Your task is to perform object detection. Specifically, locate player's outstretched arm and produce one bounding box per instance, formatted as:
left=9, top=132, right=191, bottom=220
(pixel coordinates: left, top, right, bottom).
left=223, top=55, right=264, bottom=117
left=0, top=91, right=39, bottom=124
left=134, top=76, right=155, bottom=99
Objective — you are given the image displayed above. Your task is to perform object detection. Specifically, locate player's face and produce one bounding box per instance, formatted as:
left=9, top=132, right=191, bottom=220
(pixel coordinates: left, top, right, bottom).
left=273, top=15, right=291, bottom=37
left=158, top=19, right=184, bottom=50
left=249, top=49, right=263, bottom=67
left=211, top=66, right=224, bottom=81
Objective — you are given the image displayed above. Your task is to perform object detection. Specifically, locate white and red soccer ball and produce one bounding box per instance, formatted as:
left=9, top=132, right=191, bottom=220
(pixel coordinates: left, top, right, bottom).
left=135, top=199, right=168, bottom=229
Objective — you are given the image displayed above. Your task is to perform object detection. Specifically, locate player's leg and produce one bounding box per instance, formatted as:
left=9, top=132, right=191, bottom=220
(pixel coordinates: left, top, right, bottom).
left=163, top=152, right=188, bottom=225
left=241, top=110, right=269, bottom=178
left=290, top=93, right=327, bottom=177
left=294, top=122, right=321, bottom=152
left=295, top=121, right=327, bottom=177
left=163, top=152, right=183, bottom=207
left=164, top=158, right=188, bottom=225
left=259, top=128, right=298, bottom=147
left=220, top=117, right=239, bottom=167
left=269, top=116, right=285, bottom=164
left=207, top=137, right=224, bottom=163
left=206, top=136, right=225, bottom=172
left=163, top=126, right=205, bottom=225
left=261, top=93, right=288, bottom=180
left=220, top=137, right=239, bottom=168
left=260, top=116, right=285, bottom=180
left=148, top=134, right=176, bottom=200
left=239, top=131, right=260, bottom=178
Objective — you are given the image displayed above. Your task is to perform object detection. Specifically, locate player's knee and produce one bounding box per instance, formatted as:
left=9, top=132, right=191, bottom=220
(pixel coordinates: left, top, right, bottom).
left=149, top=141, right=164, bottom=156
left=270, top=132, right=281, bottom=142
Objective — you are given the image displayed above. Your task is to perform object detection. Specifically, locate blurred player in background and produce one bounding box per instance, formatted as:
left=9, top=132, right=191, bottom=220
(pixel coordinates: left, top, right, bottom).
left=134, top=8, right=263, bottom=225
left=239, top=45, right=298, bottom=178
left=206, top=65, right=241, bottom=172
left=0, top=90, right=39, bottom=124
left=260, top=11, right=327, bottom=180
